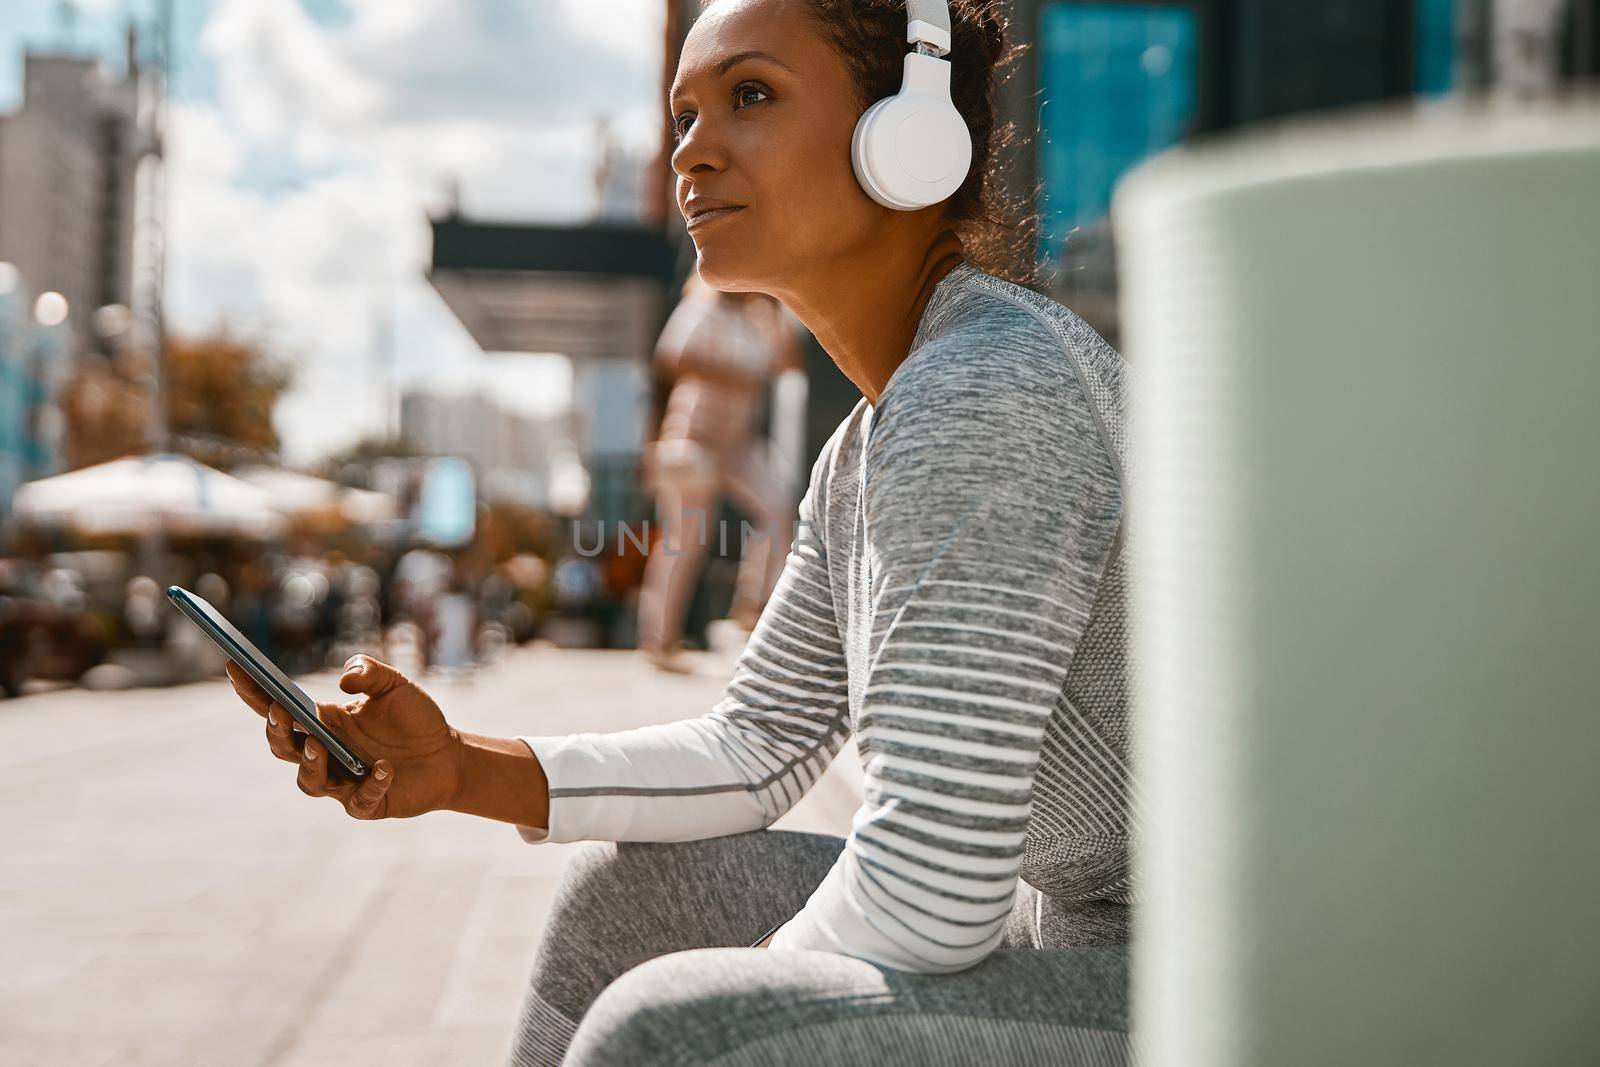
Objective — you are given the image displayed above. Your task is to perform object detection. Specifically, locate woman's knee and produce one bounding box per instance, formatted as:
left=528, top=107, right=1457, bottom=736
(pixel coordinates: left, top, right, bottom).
left=538, top=836, right=774, bottom=971
left=546, top=840, right=695, bottom=942
left=563, top=947, right=1134, bottom=1067
left=560, top=949, right=770, bottom=1066
left=546, top=841, right=620, bottom=923
left=523, top=842, right=672, bottom=1020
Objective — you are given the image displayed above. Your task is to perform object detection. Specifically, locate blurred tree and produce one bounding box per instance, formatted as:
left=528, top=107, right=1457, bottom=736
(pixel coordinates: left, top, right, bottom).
left=60, top=361, right=149, bottom=469
left=313, top=435, right=420, bottom=492
left=56, top=331, right=292, bottom=472
left=164, top=331, right=293, bottom=465
left=315, top=434, right=419, bottom=472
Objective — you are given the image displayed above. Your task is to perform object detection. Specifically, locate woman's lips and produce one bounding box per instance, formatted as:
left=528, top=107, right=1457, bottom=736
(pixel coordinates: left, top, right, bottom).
left=686, top=205, right=746, bottom=230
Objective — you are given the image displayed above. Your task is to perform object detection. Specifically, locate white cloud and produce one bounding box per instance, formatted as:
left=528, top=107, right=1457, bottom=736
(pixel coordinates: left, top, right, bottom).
left=557, top=0, right=666, bottom=64
left=164, top=0, right=664, bottom=465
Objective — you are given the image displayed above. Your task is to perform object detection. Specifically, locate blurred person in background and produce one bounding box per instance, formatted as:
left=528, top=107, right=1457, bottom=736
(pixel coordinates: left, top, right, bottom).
left=122, top=576, right=166, bottom=650
left=194, top=571, right=231, bottom=614
left=500, top=554, right=550, bottom=643
left=594, top=537, right=649, bottom=650
left=392, top=546, right=451, bottom=674
left=636, top=270, right=802, bottom=673
left=273, top=562, right=327, bottom=675
left=431, top=557, right=477, bottom=677
left=0, top=556, right=106, bottom=695
left=314, top=551, right=349, bottom=666
left=231, top=559, right=279, bottom=664
left=333, top=563, right=385, bottom=667
left=550, top=554, right=600, bottom=616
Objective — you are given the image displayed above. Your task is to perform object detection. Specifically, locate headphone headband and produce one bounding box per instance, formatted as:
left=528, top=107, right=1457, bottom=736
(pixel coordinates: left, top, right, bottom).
left=906, top=0, right=953, bottom=55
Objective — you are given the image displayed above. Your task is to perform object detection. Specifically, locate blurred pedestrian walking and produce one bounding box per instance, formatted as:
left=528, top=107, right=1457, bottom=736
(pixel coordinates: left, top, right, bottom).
left=635, top=271, right=802, bottom=672
left=432, top=561, right=478, bottom=678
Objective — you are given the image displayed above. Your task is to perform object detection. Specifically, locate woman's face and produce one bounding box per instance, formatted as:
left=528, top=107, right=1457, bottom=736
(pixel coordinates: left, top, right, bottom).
left=670, top=0, right=883, bottom=292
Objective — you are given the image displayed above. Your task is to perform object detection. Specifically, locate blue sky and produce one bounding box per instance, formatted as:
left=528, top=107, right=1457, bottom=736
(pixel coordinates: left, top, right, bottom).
left=1, top=0, right=214, bottom=107
left=2, top=0, right=663, bottom=464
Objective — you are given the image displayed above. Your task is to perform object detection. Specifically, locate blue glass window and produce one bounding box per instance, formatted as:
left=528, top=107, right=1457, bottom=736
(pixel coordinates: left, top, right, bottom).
left=1415, top=0, right=1456, bottom=95
left=1037, top=3, right=1199, bottom=260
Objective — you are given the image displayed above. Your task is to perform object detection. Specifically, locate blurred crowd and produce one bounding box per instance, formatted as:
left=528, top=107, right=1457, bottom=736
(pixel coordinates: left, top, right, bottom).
left=0, top=537, right=560, bottom=697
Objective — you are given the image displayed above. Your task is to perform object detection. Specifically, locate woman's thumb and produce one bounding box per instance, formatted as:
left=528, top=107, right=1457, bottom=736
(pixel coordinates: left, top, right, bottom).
left=338, top=654, right=407, bottom=697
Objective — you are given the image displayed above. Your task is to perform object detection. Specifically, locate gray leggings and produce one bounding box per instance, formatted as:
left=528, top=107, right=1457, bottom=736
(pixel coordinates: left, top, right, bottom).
left=504, top=829, right=1133, bottom=1066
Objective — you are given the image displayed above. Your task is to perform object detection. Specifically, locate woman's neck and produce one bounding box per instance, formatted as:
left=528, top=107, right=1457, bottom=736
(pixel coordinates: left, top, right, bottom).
left=770, top=226, right=966, bottom=406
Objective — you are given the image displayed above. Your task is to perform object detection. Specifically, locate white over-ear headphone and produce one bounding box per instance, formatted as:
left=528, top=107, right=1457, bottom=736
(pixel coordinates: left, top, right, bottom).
left=851, top=0, right=973, bottom=211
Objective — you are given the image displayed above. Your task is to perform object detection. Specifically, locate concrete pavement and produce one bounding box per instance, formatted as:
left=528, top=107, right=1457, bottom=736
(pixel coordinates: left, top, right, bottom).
left=0, top=644, right=860, bottom=1066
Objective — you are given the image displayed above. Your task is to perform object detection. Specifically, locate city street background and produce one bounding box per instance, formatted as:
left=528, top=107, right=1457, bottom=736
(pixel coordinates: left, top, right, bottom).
left=3, top=1, right=1595, bottom=1064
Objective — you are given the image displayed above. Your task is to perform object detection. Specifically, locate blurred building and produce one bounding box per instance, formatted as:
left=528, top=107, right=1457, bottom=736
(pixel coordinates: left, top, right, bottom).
left=0, top=31, right=167, bottom=476
left=399, top=389, right=562, bottom=510
left=0, top=38, right=161, bottom=361
left=0, top=264, right=71, bottom=515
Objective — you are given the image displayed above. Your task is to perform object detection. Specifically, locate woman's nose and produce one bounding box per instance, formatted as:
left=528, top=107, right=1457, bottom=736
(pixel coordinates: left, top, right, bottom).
left=670, top=119, right=727, bottom=180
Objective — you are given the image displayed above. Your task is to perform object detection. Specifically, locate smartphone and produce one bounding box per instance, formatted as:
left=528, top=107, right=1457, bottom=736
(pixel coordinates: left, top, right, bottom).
left=167, top=585, right=371, bottom=778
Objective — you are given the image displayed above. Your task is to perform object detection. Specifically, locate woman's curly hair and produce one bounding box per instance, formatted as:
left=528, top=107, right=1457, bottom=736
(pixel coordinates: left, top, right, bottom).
left=697, top=0, right=1039, bottom=287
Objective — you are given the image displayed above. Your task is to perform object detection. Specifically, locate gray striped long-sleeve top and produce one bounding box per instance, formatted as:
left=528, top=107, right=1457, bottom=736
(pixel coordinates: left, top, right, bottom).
left=516, top=260, right=1133, bottom=974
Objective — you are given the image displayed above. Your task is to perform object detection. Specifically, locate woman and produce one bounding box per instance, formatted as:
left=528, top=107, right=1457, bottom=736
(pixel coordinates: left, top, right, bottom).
left=225, top=1, right=1134, bottom=1063
left=636, top=271, right=802, bottom=673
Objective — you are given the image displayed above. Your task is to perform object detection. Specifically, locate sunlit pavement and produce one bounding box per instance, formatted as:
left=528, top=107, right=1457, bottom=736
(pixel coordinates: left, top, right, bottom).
left=0, top=643, right=860, bottom=1066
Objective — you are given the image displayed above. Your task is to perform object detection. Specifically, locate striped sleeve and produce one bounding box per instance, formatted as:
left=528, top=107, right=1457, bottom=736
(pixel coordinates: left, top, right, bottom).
left=767, top=333, right=1123, bottom=973
left=512, top=442, right=852, bottom=844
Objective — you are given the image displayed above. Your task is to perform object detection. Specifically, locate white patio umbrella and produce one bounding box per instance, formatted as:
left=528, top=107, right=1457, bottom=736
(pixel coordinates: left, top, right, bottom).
left=232, top=466, right=342, bottom=517
left=12, top=453, right=288, bottom=538
left=233, top=467, right=399, bottom=526
left=340, top=486, right=399, bottom=525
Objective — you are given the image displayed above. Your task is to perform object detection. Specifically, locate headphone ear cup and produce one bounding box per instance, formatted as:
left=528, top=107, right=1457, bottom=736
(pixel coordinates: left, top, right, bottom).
left=851, top=94, right=973, bottom=211
left=851, top=97, right=902, bottom=209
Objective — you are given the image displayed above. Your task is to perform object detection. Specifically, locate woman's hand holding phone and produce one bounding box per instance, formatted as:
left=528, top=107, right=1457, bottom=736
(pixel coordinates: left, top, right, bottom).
left=226, top=653, right=464, bottom=821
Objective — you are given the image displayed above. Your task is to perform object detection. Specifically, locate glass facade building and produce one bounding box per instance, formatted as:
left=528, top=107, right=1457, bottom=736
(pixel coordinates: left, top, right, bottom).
left=0, top=272, right=67, bottom=516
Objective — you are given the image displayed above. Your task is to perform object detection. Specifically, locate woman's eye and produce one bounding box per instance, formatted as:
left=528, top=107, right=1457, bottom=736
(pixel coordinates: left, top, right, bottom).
left=734, top=84, right=769, bottom=109
left=673, top=84, right=767, bottom=143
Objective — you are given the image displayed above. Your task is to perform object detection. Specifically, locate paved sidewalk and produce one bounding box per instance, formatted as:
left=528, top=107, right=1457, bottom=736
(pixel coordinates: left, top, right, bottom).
left=0, top=644, right=860, bottom=1066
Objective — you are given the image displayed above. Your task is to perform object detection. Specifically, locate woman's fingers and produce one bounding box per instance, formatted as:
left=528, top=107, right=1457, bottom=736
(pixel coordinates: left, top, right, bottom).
left=316, top=701, right=361, bottom=746
left=338, top=654, right=407, bottom=699
left=295, top=737, right=386, bottom=817
left=226, top=661, right=271, bottom=717
left=265, top=703, right=304, bottom=763
left=296, top=736, right=334, bottom=797
left=254, top=681, right=387, bottom=819
left=344, top=761, right=393, bottom=820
